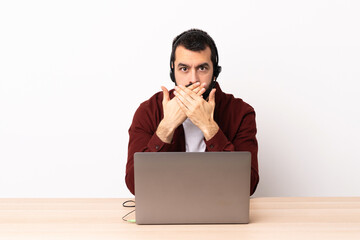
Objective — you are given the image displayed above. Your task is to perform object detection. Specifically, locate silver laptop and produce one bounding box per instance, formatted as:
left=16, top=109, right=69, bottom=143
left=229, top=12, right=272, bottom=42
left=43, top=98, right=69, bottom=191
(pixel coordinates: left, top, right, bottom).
left=134, top=152, right=251, bottom=225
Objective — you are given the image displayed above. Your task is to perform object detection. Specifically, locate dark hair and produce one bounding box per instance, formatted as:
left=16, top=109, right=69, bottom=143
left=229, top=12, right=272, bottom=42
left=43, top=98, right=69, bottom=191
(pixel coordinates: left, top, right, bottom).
left=170, top=29, right=219, bottom=73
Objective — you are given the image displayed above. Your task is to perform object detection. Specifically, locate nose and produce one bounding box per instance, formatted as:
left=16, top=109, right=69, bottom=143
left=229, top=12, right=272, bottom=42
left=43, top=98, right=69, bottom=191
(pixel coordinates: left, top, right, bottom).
left=189, top=69, right=199, bottom=84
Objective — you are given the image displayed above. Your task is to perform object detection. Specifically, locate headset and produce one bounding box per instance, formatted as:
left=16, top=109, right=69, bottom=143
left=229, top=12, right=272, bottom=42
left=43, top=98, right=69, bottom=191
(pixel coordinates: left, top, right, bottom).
left=169, top=29, right=222, bottom=100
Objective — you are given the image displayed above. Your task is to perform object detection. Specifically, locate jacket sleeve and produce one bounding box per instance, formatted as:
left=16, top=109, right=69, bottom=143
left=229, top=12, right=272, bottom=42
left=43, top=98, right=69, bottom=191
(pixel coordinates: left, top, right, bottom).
left=204, top=111, right=259, bottom=195
left=125, top=103, right=177, bottom=195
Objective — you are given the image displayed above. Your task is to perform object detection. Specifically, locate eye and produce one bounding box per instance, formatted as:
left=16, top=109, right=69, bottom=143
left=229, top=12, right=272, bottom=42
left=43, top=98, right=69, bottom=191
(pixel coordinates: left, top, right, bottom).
left=180, top=67, right=188, bottom=72
left=199, top=66, right=207, bottom=71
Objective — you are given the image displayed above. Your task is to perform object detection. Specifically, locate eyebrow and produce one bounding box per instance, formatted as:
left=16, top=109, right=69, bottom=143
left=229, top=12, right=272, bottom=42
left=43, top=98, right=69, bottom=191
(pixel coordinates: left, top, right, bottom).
left=177, top=63, right=210, bottom=68
left=177, top=63, right=189, bottom=68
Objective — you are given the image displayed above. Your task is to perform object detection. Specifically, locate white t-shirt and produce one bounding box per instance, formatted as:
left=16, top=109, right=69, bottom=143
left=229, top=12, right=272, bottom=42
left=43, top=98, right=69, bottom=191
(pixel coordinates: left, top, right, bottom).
left=182, top=118, right=206, bottom=152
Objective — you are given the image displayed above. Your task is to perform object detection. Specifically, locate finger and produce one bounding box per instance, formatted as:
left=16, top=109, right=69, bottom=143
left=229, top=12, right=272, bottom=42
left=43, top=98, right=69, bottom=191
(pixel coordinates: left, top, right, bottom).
left=161, top=86, right=170, bottom=103
left=192, top=82, right=206, bottom=94
left=175, top=87, right=197, bottom=107
left=192, top=86, right=199, bottom=93
left=177, top=85, right=198, bottom=100
left=208, top=89, right=216, bottom=104
left=175, top=96, right=190, bottom=114
left=191, top=86, right=206, bottom=96
left=186, top=82, right=201, bottom=91
left=197, top=87, right=206, bottom=97
left=174, top=89, right=191, bottom=107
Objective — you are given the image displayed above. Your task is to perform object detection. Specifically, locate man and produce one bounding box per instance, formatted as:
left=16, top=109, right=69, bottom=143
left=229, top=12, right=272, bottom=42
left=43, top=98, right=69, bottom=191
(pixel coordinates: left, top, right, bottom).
left=125, top=29, right=259, bottom=195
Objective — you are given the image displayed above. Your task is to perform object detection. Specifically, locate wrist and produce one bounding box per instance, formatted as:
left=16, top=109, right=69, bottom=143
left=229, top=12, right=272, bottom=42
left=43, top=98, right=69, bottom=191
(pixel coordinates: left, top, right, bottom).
left=156, top=120, right=175, bottom=144
left=201, top=120, right=219, bottom=141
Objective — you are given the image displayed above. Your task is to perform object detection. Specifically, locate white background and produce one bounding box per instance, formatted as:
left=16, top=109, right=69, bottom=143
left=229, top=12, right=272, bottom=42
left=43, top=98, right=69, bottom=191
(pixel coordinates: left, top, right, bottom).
left=1, top=0, right=359, bottom=198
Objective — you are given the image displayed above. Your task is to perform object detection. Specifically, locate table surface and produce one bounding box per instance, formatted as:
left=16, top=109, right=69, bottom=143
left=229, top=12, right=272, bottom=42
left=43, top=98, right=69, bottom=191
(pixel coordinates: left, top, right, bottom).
left=1, top=197, right=360, bottom=240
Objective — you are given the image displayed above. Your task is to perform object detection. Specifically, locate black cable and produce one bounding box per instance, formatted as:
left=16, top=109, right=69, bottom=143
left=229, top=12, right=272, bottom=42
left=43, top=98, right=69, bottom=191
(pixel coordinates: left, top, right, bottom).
left=123, top=200, right=135, bottom=207
left=122, top=209, right=136, bottom=222
left=122, top=200, right=136, bottom=222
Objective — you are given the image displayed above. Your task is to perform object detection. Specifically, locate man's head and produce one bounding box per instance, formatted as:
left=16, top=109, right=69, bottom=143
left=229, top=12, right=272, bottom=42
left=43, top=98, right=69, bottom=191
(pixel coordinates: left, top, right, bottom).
left=170, top=29, right=221, bottom=99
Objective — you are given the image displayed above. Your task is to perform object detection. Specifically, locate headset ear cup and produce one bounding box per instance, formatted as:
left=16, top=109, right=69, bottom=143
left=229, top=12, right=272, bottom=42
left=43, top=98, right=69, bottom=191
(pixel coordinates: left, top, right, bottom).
left=214, top=66, right=222, bottom=79
left=170, top=69, right=175, bottom=82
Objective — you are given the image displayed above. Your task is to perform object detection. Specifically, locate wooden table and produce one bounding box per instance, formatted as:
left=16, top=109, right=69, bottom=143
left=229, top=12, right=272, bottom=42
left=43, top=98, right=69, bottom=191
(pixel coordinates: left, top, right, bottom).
left=1, top=197, right=360, bottom=239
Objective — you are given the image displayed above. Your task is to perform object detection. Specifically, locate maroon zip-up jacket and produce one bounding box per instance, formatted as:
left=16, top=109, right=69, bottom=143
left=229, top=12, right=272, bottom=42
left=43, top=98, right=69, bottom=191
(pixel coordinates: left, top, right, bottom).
left=125, top=83, right=259, bottom=195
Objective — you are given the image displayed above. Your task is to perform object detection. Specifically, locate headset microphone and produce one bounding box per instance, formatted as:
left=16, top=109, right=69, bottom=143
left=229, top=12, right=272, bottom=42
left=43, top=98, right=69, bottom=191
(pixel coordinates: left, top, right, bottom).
left=202, top=66, right=221, bottom=100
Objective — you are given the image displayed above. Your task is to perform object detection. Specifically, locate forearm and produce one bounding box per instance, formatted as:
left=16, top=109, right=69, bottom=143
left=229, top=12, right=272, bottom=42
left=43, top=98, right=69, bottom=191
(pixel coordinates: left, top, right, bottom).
left=201, top=119, right=220, bottom=141
left=156, top=120, right=176, bottom=144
